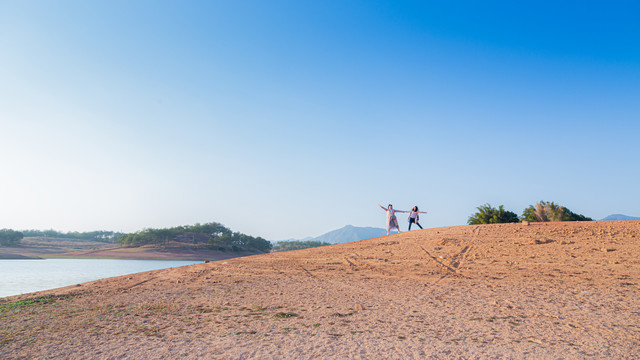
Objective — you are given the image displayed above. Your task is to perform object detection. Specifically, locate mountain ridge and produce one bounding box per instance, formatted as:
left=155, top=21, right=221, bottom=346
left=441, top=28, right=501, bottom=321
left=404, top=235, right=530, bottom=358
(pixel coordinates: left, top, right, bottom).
left=276, top=225, right=387, bottom=245
left=601, top=214, right=640, bottom=221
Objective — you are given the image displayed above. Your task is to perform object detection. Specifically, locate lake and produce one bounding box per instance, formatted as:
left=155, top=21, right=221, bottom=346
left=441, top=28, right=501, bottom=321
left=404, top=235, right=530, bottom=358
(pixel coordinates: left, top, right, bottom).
left=0, top=259, right=201, bottom=298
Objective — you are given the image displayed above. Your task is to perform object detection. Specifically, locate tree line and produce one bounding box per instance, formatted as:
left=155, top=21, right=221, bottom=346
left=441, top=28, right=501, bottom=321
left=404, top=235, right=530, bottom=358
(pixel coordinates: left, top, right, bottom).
left=115, top=222, right=272, bottom=253
left=21, top=230, right=123, bottom=243
left=468, top=201, right=593, bottom=225
left=0, top=229, right=24, bottom=247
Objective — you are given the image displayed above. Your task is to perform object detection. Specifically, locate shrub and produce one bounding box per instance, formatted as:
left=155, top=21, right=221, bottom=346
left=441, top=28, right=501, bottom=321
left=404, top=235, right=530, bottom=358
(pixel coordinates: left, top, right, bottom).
left=521, top=201, right=592, bottom=222
left=467, top=204, right=520, bottom=225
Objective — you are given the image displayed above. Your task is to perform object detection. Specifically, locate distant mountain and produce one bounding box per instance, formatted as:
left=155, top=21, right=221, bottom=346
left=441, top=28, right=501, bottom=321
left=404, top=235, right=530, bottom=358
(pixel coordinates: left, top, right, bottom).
left=600, top=214, right=640, bottom=221
left=277, top=225, right=387, bottom=245
left=312, top=225, right=387, bottom=244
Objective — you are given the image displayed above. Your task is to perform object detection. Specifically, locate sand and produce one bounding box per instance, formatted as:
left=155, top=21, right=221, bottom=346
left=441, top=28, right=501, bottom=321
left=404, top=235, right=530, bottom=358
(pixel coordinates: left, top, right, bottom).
left=1, top=221, right=639, bottom=359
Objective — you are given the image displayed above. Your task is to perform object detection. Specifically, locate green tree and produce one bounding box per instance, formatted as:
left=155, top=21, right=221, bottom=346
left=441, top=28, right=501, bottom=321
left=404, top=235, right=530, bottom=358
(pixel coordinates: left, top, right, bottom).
left=0, top=229, right=24, bottom=246
left=209, top=233, right=232, bottom=250
left=522, top=201, right=592, bottom=222
left=563, top=209, right=593, bottom=221
left=22, top=229, right=122, bottom=243
left=116, top=222, right=272, bottom=253
left=467, top=204, right=520, bottom=225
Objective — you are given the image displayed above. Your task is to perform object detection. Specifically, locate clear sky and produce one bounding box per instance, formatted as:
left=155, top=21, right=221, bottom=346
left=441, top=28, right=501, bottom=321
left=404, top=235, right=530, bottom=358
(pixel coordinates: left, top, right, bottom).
left=1, top=1, right=639, bottom=240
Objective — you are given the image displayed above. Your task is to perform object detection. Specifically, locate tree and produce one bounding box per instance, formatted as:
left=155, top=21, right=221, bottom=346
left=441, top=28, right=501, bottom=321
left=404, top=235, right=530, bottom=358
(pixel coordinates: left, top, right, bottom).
left=115, top=222, right=272, bottom=253
left=522, top=201, right=563, bottom=222
left=522, top=201, right=593, bottom=222
left=467, top=204, right=520, bottom=225
left=0, top=229, right=24, bottom=247
left=564, top=209, right=592, bottom=222
left=21, top=229, right=122, bottom=243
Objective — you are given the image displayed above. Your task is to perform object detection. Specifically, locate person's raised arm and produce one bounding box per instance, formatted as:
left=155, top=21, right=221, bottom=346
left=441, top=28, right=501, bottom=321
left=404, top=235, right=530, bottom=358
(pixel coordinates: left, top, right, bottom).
left=378, top=204, right=387, bottom=211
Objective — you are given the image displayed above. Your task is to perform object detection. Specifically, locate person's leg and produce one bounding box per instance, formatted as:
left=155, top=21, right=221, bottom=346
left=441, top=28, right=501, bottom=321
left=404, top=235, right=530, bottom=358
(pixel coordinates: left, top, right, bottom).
left=408, top=218, right=414, bottom=230
left=392, top=219, right=399, bottom=233
left=416, top=221, right=423, bottom=229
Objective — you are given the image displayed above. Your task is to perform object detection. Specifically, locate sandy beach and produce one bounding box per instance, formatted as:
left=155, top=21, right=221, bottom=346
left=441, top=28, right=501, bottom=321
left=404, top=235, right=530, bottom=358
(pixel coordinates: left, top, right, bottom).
left=1, top=220, right=639, bottom=359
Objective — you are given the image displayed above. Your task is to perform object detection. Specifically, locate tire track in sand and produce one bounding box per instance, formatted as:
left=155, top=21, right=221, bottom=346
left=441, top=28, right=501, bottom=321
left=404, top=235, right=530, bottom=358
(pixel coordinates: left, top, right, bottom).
left=448, top=225, right=479, bottom=272
left=343, top=253, right=437, bottom=284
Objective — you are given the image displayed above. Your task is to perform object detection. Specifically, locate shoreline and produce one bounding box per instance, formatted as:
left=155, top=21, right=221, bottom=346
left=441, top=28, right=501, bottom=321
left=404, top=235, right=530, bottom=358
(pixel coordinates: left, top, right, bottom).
left=0, top=254, right=43, bottom=260
left=1, top=244, right=262, bottom=262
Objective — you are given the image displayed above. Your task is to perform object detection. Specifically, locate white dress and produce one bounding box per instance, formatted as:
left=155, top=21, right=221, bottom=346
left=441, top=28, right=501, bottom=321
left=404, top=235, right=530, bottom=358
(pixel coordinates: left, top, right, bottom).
left=381, top=207, right=406, bottom=231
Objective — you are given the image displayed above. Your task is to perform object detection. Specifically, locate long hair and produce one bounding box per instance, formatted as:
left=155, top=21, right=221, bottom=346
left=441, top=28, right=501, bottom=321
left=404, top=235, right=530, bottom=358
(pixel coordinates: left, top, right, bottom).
left=412, top=206, right=418, bottom=212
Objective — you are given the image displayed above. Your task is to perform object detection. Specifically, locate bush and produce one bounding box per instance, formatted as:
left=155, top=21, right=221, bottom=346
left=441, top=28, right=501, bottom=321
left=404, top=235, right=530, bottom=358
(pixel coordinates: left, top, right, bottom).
left=521, top=201, right=592, bottom=222
left=467, top=204, right=520, bottom=225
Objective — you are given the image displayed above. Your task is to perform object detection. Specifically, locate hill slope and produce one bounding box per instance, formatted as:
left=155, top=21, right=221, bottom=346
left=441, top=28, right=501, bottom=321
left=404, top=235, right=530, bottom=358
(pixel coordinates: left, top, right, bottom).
left=2, top=221, right=639, bottom=359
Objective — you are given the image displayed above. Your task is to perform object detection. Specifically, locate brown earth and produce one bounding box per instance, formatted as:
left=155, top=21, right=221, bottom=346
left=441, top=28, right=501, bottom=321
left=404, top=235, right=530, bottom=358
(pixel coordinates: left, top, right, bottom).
left=0, top=237, right=115, bottom=258
left=1, top=221, right=639, bottom=359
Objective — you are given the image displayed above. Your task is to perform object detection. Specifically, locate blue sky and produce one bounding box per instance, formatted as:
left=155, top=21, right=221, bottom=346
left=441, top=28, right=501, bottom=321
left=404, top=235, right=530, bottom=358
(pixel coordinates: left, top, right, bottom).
left=1, top=1, right=639, bottom=240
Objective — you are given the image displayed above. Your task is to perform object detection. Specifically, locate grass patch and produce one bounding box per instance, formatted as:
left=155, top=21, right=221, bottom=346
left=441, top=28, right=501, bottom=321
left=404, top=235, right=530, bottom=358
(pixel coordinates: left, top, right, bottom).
left=196, top=306, right=214, bottom=313
left=331, top=312, right=356, bottom=317
left=274, top=312, right=299, bottom=319
left=0, top=293, right=76, bottom=312
left=248, top=305, right=268, bottom=315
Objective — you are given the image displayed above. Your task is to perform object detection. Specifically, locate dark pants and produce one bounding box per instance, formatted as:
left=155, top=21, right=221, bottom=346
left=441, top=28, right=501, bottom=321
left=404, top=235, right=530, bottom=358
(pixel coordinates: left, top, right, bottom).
left=409, top=218, right=423, bottom=230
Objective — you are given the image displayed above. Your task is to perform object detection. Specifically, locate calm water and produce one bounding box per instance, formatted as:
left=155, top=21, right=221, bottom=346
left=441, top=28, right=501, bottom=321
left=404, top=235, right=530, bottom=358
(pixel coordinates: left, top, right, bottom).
left=0, top=259, right=201, bottom=298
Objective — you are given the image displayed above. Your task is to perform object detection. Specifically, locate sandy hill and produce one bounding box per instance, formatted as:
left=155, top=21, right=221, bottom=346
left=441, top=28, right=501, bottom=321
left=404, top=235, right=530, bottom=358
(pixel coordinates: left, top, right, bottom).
left=2, top=221, right=639, bottom=359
